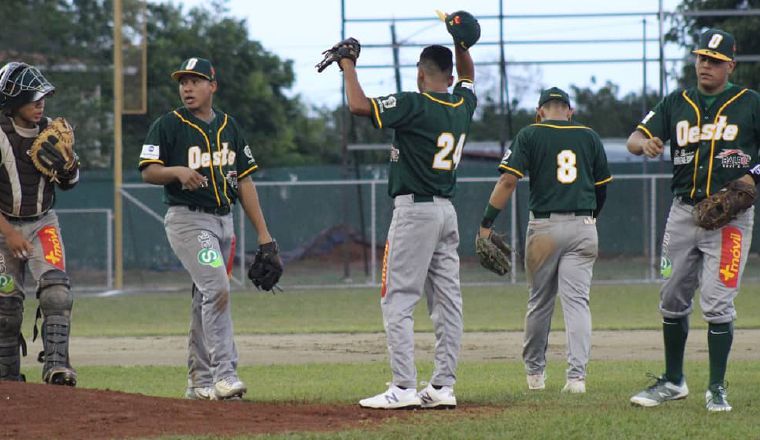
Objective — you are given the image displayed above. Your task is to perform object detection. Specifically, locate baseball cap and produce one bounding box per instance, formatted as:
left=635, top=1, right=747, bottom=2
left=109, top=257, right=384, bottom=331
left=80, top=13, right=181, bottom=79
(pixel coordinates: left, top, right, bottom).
left=538, top=87, right=571, bottom=108
left=692, top=29, right=735, bottom=62
left=171, top=57, right=216, bottom=81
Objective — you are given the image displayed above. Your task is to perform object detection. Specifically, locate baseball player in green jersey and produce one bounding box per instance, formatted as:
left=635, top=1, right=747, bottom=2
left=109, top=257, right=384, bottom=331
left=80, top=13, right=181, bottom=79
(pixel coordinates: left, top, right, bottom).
left=479, top=87, right=612, bottom=394
left=332, top=40, right=476, bottom=409
left=628, top=29, right=760, bottom=412
left=139, top=57, right=280, bottom=400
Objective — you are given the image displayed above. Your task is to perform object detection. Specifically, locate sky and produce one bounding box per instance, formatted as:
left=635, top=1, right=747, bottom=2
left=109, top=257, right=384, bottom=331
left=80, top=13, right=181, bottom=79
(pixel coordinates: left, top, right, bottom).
left=173, top=0, right=685, bottom=109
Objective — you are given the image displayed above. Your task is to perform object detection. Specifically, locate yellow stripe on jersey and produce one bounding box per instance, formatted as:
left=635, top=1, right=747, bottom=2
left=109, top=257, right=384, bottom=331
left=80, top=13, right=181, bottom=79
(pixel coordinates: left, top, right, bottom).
left=422, top=93, right=464, bottom=107
left=370, top=98, right=382, bottom=128
left=138, top=159, right=164, bottom=167
left=239, top=164, right=258, bottom=179
left=498, top=164, right=524, bottom=177
left=706, top=88, right=749, bottom=196
left=595, top=176, right=613, bottom=186
left=173, top=110, right=222, bottom=206
left=682, top=91, right=702, bottom=199
left=215, top=114, right=231, bottom=205
left=636, top=124, right=654, bottom=139
left=531, top=123, right=591, bottom=130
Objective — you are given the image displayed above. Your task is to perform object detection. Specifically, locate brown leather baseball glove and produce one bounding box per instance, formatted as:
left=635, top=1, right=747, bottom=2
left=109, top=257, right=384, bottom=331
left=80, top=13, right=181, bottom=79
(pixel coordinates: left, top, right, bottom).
left=29, top=117, right=78, bottom=183
left=694, top=179, right=756, bottom=230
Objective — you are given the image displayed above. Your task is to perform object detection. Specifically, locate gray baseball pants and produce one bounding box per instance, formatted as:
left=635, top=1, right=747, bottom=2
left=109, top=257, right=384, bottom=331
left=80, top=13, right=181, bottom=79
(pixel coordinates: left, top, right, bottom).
left=164, top=206, right=238, bottom=387
left=522, top=213, right=598, bottom=380
left=381, top=194, right=462, bottom=389
left=660, top=199, right=753, bottom=323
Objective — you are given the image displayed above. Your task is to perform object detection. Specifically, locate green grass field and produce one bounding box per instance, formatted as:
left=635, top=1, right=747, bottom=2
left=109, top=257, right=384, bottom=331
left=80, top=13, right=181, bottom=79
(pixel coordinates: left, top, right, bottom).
left=20, top=283, right=760, bottom=439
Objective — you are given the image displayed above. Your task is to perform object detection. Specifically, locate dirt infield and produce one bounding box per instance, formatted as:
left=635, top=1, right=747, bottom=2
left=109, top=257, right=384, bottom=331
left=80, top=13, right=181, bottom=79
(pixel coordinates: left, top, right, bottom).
left=1, top=381, right=428, bottom=440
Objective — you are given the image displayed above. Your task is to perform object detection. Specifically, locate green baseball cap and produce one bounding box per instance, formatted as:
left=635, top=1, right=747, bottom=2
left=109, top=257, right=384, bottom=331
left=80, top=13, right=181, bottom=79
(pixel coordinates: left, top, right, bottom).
left=538, top=87, right=571, bottom=108
left=692, top=29, right=735, bottom=62
left=171, top=57, right=216, bottom=81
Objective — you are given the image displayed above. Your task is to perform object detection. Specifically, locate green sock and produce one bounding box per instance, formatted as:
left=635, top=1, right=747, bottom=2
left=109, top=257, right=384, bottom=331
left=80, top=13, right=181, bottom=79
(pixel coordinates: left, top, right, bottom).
left=708, top=322, right=734, bottom=387
left=663, top=317, right=688, bottom=384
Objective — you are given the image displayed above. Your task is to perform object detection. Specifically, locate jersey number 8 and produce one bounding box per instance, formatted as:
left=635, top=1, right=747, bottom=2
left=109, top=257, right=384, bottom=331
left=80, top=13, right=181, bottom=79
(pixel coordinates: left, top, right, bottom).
left=433, top=133, right=466, bottom=171
left=556, top=149, right=577, bottom=184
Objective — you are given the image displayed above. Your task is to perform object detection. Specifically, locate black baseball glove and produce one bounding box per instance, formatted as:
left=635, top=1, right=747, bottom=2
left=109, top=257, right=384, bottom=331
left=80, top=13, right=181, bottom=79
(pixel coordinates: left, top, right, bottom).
left=248, top=241, right=284, bottom=292
left=315, top=37, right=361, bottom=73
left=694, top=179, right=757, bottom=230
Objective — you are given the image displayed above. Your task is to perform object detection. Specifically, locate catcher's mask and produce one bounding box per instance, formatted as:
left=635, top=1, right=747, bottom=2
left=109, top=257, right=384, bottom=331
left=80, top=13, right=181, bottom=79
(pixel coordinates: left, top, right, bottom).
left=0, top=62, right=56, bottom=111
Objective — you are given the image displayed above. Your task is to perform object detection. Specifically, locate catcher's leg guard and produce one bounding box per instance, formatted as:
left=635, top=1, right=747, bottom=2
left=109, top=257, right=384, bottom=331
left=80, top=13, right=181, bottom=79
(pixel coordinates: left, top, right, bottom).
left=36, top=269, right=76, bottom=386
left=0, top=296, right=26, bottom=381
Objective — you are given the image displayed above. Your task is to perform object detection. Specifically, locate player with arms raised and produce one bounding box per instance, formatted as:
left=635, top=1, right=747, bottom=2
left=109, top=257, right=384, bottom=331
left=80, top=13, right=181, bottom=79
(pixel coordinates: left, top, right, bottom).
left=317, top=10, right=479, bottom=409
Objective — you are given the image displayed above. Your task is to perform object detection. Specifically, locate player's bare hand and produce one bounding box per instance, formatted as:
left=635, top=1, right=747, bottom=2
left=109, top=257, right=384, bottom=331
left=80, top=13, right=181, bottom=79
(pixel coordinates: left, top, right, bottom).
left=6, top=228, right=32, bottom=260
left=176, top=167, right=208, bottom=191
left=641, top=137, right=664, bottom=158
left=478, top=226, right=492, bottom=239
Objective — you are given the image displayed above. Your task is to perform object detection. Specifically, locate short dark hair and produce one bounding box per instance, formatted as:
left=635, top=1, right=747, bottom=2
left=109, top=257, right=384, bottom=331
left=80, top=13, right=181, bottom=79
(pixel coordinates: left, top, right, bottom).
left=419, top=45, right=453, bottom=76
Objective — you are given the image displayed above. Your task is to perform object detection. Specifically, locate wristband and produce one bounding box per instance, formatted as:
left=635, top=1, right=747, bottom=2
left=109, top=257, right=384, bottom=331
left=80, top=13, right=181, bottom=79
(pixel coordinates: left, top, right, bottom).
left=480, top=203, right=501, bottom=229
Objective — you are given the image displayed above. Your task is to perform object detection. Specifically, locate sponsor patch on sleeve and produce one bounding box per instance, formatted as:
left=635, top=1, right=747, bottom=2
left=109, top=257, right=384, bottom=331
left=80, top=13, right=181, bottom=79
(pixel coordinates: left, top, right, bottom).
left=140, top=144, right=160, bottom=160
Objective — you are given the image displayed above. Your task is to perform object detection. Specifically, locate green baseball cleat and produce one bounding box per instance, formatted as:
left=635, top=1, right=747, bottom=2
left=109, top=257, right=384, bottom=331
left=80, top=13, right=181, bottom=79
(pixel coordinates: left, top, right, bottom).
left=630, top=375, right=689, bottom=407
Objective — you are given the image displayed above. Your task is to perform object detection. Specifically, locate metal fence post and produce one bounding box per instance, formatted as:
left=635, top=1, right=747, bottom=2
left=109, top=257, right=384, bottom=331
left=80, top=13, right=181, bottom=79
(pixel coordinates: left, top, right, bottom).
left=371, top=181, right=377, bottom=285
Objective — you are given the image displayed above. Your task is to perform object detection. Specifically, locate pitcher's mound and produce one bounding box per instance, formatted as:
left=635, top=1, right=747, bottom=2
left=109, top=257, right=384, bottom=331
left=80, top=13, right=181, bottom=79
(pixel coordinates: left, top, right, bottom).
left=1, top=382, right=413, bottom=439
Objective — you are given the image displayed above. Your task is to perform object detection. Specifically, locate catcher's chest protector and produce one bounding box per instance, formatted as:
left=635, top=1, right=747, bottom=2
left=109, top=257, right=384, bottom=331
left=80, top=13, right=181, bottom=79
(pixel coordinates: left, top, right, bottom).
left=0, top=115, right=54, bottom=216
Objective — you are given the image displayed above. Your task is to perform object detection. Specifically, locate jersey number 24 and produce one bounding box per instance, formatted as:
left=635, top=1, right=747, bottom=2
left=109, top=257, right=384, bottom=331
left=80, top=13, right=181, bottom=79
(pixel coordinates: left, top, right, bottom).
left=433, top=133, right=466, bottom=171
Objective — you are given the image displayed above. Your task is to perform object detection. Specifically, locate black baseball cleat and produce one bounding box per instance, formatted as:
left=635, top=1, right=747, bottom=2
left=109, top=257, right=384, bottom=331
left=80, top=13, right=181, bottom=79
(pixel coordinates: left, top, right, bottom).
left=44, top=367, right=77, bottom=387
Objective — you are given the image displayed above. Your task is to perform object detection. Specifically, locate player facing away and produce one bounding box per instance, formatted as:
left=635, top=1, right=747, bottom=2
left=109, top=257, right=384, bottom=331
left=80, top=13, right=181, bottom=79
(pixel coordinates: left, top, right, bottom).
left=139, top=57, right=280, bottom=400
left=330, top=39, right=476, bottom=408
left=0, top=62, right=80, bottom=385
left=479, top=87, right=612, bottom=394
left=628, top=29, right=760, bottom=412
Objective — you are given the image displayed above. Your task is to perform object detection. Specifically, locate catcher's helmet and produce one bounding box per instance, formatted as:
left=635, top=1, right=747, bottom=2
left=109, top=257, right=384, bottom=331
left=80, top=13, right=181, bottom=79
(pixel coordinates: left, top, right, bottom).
left=0, top=62, right=55, bottom=110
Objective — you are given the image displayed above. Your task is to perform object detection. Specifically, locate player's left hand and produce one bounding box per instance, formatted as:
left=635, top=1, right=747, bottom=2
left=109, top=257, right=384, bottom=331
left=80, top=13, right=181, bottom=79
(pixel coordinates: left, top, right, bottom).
left=475, top=230, right=512, bottom=276
left=315, top=38, right=361, bottom=73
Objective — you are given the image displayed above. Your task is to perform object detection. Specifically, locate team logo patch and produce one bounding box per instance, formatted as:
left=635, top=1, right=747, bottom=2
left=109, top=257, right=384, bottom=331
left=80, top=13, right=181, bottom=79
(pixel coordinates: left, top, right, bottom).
left=380, top=96, right=397, bottom=110
left=197, top=248, right=223, bottom=268
left=0, top=274, right=15, bottom=294
left=389, top=146, right=400, bottom=163
left=39, top=226, right=65, bottom=270
left=243, top=145, right=255, bottom=164
left=719, top=226, right=742, bottom=288
left=140, top=144, right=160, bottom=160
left=660, top=256, right=672, bottom=279
left=380, top=240, right=389, bottom=298
left=715, top=149, right=751, bottom=169
left=673, top=149, right=695, bottom=166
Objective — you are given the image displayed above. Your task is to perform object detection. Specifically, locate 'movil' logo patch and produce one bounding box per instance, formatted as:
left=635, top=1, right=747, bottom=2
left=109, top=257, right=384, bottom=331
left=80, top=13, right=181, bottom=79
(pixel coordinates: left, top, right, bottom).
left=197, top=248, right=223, bottom=268
left=39, top=226, right=65, bottom=270
left=719, top=226, right=742, bottom=288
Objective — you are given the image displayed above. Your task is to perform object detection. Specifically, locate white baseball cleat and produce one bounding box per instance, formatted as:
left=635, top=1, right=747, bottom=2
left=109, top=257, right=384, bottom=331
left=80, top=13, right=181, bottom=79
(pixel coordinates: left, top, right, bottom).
left=527, top=372, right=546, bottom=390
left=359, top=384, right=421, bottom=410
left=562, top=378, right=586, bottom=394
left=185, top=386, right=217, bottom=400
left=705, top=384, right=732, bottom=412
left=214, top=376, right=247, bottom=400
left=418, top=384, right=457, bottom=409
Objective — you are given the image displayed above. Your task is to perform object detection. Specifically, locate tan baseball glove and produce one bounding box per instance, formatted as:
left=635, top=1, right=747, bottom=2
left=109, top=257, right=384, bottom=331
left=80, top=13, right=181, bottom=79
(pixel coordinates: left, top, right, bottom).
left=29, top=117, right=78, bottom=183
left=694, top=179, right=756, bottom=230
left=475, top=231, right=512, bottom=276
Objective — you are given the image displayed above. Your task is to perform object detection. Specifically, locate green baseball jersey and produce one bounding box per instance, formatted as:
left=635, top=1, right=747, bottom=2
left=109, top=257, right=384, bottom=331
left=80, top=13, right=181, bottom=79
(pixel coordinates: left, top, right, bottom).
left=369, top=79, right=477, bottom=198
left=138, top=107, right=258, bottom=207
left=499, top=120, right=612, bottom=213
left=637, top=84, right=760, bottom=200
